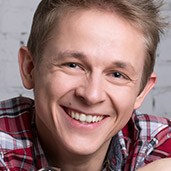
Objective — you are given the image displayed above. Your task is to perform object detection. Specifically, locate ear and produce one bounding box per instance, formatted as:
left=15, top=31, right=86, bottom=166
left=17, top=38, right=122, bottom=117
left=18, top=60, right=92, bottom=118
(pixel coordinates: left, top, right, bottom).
left=134, top=73, right=157, bottom=109
left=18, top=46, right=34, bottom=89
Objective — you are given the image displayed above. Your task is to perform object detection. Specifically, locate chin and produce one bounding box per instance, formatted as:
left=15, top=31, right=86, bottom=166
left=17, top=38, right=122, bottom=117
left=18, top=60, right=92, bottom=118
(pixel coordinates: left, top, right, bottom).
left=63, top=135, right=109, bottom=157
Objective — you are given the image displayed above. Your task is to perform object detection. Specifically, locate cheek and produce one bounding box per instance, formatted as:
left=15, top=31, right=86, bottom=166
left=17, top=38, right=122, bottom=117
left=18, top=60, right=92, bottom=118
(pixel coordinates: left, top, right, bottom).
left=109, top=86, right=138, bottom=107
left=107, top=86, right=138, bottom=123
left=34, top=72, right=83, bottom=101
left=108, top=90, right=136, bottom=135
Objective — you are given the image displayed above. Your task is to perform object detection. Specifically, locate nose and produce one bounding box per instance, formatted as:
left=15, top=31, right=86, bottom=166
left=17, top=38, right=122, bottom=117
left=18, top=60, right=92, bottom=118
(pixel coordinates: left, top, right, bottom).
left=75, top=74, right=106, bottom=105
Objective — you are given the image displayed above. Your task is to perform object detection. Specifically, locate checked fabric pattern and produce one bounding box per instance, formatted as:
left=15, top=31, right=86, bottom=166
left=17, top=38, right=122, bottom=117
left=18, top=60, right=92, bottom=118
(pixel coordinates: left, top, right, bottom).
left=0, top=97, right=171, bottom=171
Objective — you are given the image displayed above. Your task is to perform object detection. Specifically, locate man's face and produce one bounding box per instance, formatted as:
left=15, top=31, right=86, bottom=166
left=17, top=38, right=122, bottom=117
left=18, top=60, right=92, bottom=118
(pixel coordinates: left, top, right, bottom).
left=22, top=10, right=155, bottom=156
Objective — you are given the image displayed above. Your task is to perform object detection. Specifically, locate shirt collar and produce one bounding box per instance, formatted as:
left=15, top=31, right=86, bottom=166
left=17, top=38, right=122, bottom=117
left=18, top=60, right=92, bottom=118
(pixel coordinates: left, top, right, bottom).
left=103, top=134, right=123, bottom=171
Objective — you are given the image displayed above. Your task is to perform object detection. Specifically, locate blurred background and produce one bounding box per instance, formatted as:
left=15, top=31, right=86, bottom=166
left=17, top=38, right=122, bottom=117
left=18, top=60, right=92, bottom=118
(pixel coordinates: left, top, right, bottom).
left=0, top=0, right=171, bottom=118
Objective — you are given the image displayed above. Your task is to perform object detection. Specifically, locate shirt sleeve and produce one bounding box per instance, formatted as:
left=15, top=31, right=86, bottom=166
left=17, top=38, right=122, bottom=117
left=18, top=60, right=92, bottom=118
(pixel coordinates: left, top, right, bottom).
left=144, top=125, right=171, bottom=164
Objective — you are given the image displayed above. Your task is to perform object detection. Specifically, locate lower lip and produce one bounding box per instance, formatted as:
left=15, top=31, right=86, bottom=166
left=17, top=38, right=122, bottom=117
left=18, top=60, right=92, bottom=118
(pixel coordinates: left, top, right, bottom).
left=62, top=108, right=108, bottom=130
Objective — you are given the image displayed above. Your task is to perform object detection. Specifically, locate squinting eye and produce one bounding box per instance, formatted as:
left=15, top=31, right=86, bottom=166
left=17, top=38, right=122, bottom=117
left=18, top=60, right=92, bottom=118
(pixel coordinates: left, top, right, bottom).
left=66, top=63, right=78, bottom=68
left=112, top=72, right=123, bottom=78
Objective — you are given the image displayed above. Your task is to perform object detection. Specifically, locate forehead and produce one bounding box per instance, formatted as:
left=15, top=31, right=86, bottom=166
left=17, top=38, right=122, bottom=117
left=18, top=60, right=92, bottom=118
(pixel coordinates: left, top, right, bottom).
left=45, top=9, right=145, bottom=72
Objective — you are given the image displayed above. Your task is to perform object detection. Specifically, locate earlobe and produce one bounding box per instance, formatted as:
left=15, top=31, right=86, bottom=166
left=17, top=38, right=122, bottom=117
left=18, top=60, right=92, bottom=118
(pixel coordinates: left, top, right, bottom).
left=18, top=46, right=35, bottom=89
left=134, top=73, right=157, bottom=109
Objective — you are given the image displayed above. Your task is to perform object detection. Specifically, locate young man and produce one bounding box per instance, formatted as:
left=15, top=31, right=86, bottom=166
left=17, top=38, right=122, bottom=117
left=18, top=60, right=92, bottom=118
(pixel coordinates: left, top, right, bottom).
left=0, top=0, right=171, bottom=170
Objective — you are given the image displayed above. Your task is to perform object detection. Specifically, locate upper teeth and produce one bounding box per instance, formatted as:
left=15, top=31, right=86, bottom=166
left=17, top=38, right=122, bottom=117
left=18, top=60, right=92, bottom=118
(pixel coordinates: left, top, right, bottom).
left=70, top=111, right=104, bottom=123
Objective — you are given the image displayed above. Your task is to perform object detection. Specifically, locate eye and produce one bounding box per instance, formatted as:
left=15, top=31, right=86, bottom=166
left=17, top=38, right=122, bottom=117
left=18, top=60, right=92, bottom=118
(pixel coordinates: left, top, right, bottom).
left=64, top=63, right=80, bottom=69
left=112, top=72, right=124, bottom=79
left=61, top=62, right=86, bottom=73
left=107, top=71, right=132, bottom=85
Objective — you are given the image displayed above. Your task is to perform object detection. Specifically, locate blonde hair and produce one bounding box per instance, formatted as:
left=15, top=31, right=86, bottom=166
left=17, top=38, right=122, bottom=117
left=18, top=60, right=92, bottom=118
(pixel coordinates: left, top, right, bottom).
left=27, top=0, right=167, bottom=90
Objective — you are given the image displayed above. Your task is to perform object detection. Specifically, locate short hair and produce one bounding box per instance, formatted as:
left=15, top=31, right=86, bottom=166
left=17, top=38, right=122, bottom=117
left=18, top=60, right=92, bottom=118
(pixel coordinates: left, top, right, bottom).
left=27, top=0, right=167, bottom=91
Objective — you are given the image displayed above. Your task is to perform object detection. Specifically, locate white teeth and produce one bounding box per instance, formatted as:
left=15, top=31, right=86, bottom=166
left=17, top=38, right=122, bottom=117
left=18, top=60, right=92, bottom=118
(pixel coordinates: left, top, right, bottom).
left=70, top=111, right=104, bottom=123
left=80, top=114, right=86, bottom=122
left=86, top=115, right=93, bottom=123
left=75, top=113, right=79, bottom=120
left=92, top=116, right=96, bottom=122
left=71, top=112, right=75, bottom=119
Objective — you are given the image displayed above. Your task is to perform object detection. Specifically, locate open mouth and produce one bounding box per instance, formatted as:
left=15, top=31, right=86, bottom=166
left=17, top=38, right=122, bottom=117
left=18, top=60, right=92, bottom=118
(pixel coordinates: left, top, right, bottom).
left=64, top=107, right=105, bottom=124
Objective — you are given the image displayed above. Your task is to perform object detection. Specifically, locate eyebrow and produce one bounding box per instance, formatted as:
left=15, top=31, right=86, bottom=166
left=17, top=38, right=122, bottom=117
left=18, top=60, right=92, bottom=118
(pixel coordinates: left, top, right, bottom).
left=111, top=61, right=136, bottom=74
left=56, top=51, right=86, bottom=60
left=54, top=50, right=137, bottom=73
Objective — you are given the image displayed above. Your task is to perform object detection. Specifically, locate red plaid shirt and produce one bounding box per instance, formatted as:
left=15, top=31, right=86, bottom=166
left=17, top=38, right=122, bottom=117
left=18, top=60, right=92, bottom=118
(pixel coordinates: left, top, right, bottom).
left=0, top=97, right=171, bottom=171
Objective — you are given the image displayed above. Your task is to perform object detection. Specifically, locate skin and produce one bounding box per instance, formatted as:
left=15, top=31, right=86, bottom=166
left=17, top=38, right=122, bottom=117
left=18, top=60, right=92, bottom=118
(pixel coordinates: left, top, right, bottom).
left=138, top=158, right=171, bottom=171
left=18, top=9, right=156, bottom=171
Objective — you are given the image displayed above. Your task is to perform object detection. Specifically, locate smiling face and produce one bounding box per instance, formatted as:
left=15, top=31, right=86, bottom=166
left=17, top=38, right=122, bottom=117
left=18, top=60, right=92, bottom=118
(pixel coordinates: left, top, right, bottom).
left=19, top=9, right=156, bottom=160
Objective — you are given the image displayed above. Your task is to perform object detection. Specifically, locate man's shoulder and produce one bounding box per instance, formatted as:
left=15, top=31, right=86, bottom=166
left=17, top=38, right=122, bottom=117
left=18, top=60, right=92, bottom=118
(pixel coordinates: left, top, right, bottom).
left=123, top=112, right=171, bottom=139
left=133, top=111, right=170, bottom=124
left=0, top=96, right=35, bottom=133
left=120, top=112, right=171, bottom=170
left=132, top=112, right=171, bottom=137
left=0, top=96, right=34, bottom=115
left=0, top=97, right=47, bottom=170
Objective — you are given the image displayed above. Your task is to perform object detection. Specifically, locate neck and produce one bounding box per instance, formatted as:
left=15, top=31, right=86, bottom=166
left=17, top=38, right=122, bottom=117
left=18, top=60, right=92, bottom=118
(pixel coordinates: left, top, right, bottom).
left=51, top=153, right=106, bottom=171
left=41, top=134, right=109, bottom=171
left=36, top=117, right=111, bottom=171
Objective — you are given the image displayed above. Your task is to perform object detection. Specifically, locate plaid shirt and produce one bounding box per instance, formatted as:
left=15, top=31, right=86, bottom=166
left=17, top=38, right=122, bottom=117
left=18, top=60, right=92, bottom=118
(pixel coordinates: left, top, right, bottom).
left=0, top=97, right=171, bottom=171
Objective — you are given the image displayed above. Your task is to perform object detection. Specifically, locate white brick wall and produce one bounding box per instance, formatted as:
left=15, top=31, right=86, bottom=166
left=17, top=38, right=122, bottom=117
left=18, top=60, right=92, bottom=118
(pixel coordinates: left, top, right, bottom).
left=0, top=0, right=171, bottom=118
left=140, top=0, right=171, bottom=118
left=0, top=0, right=39, bottom=99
